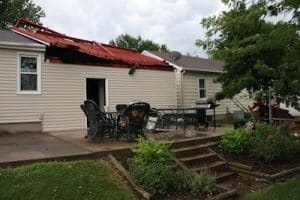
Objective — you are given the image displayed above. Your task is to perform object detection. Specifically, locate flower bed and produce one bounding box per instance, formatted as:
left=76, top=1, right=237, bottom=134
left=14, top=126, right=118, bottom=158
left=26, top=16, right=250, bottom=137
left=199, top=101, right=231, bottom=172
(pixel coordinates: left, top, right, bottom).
left=108, top=139, right=236, bottom=200
left=215, top=124, right=300, bottom=181
left=213, top=145, right=300, bottom=175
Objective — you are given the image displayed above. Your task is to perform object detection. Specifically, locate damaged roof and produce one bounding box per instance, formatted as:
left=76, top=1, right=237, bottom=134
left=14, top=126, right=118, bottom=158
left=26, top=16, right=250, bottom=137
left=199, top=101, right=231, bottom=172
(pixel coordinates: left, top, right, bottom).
left=146, top=50, right=224, bottom=73
left=11, top=19, right=170, bottom=69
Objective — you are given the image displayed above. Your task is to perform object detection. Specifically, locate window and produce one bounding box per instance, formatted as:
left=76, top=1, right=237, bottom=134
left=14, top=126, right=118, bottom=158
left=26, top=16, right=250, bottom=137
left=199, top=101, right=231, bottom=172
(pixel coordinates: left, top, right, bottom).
left=198, top=78, right=206, bottom=98
left=17, top=53, right=41, bottom=94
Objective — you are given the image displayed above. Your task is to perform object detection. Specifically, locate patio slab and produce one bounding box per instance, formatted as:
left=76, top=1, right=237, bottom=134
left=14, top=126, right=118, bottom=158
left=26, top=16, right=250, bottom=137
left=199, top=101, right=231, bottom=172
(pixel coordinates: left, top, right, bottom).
left=0, top=132, right=91, bottom=165
left=49, top=129, right=138, bottom=152
left=0, top=127, right=226, bottom=167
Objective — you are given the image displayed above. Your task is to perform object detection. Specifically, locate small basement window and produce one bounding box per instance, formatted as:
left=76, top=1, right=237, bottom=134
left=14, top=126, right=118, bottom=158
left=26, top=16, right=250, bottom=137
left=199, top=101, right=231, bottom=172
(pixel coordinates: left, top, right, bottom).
left=198, top=78, right=206, bottom=98
left=17, top=53, right=41, bottom=94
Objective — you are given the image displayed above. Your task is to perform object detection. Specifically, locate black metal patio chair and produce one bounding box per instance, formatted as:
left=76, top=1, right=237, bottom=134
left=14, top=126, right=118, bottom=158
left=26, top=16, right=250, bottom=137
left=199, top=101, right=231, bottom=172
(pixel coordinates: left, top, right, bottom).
left=116, top=101, right=150, bottom=141
left=80, top=100, right=115, bottom=140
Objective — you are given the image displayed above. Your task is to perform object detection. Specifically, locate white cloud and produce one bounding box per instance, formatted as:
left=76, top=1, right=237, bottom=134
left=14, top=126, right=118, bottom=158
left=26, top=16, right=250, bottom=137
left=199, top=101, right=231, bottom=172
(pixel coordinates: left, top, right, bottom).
left=33, top=0, right=226, bottom=58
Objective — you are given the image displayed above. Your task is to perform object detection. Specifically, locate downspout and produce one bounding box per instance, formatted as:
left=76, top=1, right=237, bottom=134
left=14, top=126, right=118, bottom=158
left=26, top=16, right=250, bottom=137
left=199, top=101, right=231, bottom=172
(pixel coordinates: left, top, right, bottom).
left=181, top=69, right=186, bottom=108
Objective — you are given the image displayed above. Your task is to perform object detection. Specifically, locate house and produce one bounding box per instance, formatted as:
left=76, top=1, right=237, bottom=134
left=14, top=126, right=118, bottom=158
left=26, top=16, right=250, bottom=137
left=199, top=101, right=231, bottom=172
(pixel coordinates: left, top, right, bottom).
left=0, top=19, right=177, bottom=133
left=0, top=19, right=257, bottom=134
left=143, top=50, right=254, bottom=117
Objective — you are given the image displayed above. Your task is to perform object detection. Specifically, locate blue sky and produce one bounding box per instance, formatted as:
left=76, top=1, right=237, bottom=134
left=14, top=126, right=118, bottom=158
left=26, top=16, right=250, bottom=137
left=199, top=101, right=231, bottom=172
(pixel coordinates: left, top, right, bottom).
left=34, top=0, right=226, bottom=57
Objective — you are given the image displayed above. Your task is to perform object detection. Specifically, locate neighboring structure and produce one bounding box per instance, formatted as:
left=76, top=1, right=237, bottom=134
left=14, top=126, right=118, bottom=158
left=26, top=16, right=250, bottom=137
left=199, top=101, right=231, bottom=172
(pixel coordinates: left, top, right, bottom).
left=0, top=19, right=176, bottom=133
left=143, top=50, right=254, bottom=117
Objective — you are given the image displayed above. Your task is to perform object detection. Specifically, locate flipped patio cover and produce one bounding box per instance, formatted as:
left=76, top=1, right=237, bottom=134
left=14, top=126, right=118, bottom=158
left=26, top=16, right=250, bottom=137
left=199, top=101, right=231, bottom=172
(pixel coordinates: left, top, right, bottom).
left=12, top=19, right=171, bottom=70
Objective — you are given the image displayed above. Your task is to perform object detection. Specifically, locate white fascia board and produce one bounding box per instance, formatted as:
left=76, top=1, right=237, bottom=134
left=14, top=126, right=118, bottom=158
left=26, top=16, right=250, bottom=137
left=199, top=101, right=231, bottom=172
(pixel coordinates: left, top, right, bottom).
left=12, top=29, right=49, bottom=46
left=183, top=68, right=223, bottom=73
left=0, top=42, right=45, bottom=51
left=165, top=60, right=183, bottom=71
left=142, top=50, right=183, bottom=71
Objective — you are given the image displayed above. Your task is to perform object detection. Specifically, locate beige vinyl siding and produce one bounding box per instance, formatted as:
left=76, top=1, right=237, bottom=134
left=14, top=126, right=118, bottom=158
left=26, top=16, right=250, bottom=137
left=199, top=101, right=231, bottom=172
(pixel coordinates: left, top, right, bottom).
left=180, top=71, right=253, bottom=115
left=0, top=48, right=176, bottom=132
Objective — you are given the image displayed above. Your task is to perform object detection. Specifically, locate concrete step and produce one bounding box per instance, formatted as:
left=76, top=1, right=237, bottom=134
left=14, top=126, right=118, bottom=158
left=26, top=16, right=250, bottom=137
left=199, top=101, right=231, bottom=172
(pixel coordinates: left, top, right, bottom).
left=179, top=152, right=219, bottom=167
left=215, top=171, right=236, bottom=183
left=188, top=160, right=228, bottom=173
left=171, top=142, right=217, bottom=158
left=170, top=135, right=221, bottom=149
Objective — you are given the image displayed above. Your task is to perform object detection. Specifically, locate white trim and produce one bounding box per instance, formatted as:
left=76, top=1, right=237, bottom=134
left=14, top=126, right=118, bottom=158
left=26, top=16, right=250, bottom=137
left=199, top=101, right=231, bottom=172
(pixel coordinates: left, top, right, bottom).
left=84, top=76, right=109, bottom=108
left=142, top=50, right=223, bottom=73
left=184, top=68, right=223, bottom=73
left=142, top=50, right=183, bottom=71
left=16, top=52, right=42, bottom=94
left=0, top=41, right=45, bottom=51
left=197, top=78, right=206, bottom=98
left=12, top=29, right=50, bottom=46
left=84, top=77, right=109, bottom=129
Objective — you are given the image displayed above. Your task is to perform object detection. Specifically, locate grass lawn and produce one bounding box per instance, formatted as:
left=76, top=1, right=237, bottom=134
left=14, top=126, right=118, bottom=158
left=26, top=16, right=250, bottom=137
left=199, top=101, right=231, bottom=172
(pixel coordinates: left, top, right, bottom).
left=0, top=160, right=135, bottom=200
left=241, top=176, right=300, bottom=200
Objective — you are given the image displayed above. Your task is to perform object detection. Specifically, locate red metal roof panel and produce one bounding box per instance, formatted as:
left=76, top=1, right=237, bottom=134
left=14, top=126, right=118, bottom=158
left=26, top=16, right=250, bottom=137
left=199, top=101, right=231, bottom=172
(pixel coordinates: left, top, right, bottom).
left=12, top=19, right=170, bottom=68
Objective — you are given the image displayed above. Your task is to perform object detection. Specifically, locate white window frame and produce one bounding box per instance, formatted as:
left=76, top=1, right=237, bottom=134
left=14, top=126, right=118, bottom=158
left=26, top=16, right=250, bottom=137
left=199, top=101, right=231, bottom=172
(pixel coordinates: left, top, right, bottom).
left=17, top=52, right=42, bottom=94
left=198, top=78, right=206, bottom=98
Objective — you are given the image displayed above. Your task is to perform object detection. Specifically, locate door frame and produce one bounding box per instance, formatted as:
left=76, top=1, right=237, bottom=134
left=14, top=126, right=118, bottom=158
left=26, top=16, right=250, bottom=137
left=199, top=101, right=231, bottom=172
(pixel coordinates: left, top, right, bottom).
left=84, top=76, right=109, bottom=129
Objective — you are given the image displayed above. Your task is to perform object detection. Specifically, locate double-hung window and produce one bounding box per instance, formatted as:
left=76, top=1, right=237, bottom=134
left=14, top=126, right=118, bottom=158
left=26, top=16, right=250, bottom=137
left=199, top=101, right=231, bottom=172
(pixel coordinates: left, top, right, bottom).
left=17, top=53, right=41, bottom=94
left=198, top=78, right=206, bottom=98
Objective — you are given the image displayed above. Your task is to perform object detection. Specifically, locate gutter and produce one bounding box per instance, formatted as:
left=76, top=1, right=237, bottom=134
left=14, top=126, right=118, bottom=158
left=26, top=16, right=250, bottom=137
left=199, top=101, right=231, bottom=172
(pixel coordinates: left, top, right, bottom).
left=181, top=69, right=186, bottom=107
left=0, top=41, right=45, bottom=51
left=183, top=68, right=223, bottom=73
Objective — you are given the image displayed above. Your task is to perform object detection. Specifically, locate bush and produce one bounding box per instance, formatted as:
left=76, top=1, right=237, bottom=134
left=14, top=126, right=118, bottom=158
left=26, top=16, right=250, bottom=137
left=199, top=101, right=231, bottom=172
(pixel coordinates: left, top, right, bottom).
left=233, top=119, right=247, bottom=129
left=129, top=137, right=181, bottom=196
left=220, top=128, right=251, bottom=154
left=182, top=170, right=215, bottom=196
left=250, top=124, right=295, bottom=162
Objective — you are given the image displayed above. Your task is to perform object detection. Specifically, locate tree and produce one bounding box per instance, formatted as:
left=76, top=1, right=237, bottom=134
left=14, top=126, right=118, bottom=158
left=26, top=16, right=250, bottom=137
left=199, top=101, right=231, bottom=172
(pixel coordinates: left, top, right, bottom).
left=196, top=0, right=300, bottom=109
left=0, top=0, right=45, bottom=29
left=109, top=33, right=169, bottom=53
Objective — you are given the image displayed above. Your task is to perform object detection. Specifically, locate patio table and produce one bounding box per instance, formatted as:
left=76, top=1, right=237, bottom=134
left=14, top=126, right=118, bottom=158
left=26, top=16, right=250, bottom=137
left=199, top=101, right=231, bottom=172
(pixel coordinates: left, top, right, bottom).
left=156, top=105, right=219, bottom=134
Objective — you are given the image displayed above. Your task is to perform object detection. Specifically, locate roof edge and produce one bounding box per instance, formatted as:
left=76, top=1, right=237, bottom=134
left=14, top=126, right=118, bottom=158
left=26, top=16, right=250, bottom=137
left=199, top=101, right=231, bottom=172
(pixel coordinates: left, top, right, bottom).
left=12, top=28, right=50, bottom=46
left=143, top=50, right=183, bottom=71
left=0, top=41, right=45, bottom=51
left=183, top=68, right=223, bottom=73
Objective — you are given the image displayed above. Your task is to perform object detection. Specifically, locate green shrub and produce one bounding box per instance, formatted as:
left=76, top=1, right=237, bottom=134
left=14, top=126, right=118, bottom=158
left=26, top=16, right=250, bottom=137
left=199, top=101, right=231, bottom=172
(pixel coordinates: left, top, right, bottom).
left=129, top=137, right=180, bottom=196
left=182, top=170, right=215, bottom=195
left=250, top=124, right=295, bottom=162
left=220, top=128, right=251, bottom=154
left=233, top=119, right=247, bottom=129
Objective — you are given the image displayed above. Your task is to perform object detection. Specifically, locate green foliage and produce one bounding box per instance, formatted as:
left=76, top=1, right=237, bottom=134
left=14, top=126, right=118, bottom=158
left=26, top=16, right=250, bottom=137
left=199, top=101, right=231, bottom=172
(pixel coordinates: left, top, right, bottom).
left=220, top=128, right=251, bottom=154
left=109, top=33, right=169, bottom=53
left=0, top=0, right=45, bottom=29
left=129, top=137, right=180, bottom=196
left=0, top=161, right=134, bottom=200
left=197, top=0, right=300, bottom=110
left=250, top=124, right=295, bottom=162
left=241, top=175, right=300, bottom=200
left=233, top=119, right=247, bottom=129
left=182, top=171, right=215, bottom=195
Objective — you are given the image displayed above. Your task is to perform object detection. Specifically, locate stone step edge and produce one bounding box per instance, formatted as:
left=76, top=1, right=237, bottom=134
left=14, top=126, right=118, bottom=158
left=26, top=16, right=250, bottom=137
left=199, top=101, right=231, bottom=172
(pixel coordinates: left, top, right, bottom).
left=179, top=152, right=217, bottom=162
left=171, top=142, right=218, bottom=153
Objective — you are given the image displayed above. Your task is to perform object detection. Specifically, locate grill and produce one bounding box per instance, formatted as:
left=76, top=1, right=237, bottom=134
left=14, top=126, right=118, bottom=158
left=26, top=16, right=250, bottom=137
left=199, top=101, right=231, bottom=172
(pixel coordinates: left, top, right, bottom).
left=195, top=97, right=218, bottom=129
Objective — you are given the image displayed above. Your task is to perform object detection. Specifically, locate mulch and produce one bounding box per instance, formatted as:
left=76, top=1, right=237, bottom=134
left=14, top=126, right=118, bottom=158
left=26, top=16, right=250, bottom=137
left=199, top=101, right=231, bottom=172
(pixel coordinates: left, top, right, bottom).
left=223, top=175, right=270, bottom=196
left=211, top=145, right=300, bottom=174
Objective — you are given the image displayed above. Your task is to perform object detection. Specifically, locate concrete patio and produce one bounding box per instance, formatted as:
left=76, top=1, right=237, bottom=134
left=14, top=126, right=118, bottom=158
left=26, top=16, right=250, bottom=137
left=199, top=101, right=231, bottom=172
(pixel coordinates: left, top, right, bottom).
left=0, top=127, right=226, bottom=167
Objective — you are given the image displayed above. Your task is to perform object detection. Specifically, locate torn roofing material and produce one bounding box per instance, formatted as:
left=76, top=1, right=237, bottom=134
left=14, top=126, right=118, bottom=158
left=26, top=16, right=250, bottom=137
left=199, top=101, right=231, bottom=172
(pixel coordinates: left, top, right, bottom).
left=11, top=19, right=170, bottom=69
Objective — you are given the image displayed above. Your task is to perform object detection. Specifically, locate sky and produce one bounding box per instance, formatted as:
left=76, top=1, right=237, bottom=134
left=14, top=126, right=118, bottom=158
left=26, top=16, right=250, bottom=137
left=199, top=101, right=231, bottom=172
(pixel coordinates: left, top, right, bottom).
left=33, top=0, right=226, bottom=58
